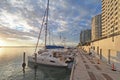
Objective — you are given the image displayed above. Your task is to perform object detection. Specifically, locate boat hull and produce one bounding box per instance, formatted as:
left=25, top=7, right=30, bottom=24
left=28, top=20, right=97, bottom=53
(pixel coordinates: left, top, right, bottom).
left=28, top=61, right=68, bottom=69
left=28, top=56, right=68, bottom=68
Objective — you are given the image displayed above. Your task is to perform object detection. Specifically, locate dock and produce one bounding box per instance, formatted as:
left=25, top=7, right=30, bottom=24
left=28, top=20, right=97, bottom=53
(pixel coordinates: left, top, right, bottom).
left=70, top=48, right=120, bottom=80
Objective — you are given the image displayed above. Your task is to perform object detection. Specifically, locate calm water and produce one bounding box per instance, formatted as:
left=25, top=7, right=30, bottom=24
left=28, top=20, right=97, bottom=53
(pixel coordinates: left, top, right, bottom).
left=0, top=48, right=70, bottom=80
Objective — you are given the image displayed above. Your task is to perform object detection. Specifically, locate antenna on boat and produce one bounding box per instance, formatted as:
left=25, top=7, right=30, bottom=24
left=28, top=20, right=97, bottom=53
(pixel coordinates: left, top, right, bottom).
left=45, top=0, right=49, bottom=50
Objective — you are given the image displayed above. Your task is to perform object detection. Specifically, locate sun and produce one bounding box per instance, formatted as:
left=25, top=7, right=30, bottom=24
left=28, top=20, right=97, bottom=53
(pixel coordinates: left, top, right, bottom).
left=0, top=40, right=6, bottom=46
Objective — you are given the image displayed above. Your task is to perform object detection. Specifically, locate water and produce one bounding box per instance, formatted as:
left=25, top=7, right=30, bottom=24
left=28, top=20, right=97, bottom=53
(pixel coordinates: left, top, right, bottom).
left=0, top=47, right=70, bottom=80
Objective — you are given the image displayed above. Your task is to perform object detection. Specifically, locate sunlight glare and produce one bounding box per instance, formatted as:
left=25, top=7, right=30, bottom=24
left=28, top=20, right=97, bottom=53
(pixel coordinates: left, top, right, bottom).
left=0, top=40, right=6, bottom=46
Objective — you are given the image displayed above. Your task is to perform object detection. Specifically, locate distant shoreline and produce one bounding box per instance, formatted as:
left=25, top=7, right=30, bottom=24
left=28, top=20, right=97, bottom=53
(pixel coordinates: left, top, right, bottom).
left=0, top=46, right=43, bottom=48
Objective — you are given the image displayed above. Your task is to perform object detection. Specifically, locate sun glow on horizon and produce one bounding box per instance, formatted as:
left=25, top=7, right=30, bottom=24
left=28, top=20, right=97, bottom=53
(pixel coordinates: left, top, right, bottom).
left=0, top=40, right=7, bottom=46
left=0, top=39, right=40, bottom=46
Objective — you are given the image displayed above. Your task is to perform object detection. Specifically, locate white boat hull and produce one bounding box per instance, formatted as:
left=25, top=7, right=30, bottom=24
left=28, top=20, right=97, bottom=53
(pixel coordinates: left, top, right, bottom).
left=28, top=56, right=68, bottom=68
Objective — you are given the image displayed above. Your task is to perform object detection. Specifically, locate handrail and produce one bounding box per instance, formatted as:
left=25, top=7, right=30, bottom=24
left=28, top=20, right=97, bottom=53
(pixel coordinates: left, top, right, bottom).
left=69, top=57, right=76, bottom=80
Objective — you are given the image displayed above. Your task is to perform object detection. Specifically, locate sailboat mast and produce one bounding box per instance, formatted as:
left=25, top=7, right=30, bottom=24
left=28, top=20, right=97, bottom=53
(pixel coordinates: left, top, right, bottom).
left=34, top=9, right=47, bottom=53
left=45, top=0, right=49, bottom=50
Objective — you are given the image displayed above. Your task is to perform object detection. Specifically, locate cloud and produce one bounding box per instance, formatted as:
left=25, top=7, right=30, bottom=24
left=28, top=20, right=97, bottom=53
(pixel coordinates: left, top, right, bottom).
left=0, top=26, right=35, bottom=40
left=0, top=0, right=101, bottom=46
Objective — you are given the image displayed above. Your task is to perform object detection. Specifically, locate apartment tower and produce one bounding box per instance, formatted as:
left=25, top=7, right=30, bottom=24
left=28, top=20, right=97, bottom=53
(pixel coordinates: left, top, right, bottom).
left=80, top=29, right=91, bottom=45
left=102, top=0, right=120, bottom=37
left=91, top=14, right=102, bottom=40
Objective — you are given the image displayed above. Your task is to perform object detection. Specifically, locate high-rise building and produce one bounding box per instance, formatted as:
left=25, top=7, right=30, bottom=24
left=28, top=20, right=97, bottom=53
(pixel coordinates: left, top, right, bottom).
left=91, top=14, right=102, bottom=40
left=80, top=29, right=91, bottom=45
left=80, top=30, right=84, bottom=44
left=102, top=0, right=120, bottom=37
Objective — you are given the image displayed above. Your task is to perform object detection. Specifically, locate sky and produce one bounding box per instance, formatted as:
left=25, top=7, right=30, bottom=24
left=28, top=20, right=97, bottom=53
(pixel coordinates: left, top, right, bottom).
left=0, top=0, right=101, bottom=46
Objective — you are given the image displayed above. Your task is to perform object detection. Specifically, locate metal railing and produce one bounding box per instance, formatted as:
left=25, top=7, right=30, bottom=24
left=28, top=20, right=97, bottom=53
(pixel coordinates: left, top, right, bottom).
left=69, top=56, right=77, bottom=80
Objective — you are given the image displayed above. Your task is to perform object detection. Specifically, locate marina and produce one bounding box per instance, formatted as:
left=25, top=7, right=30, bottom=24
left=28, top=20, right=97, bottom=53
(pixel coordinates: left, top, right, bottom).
left=0, top=0, right=120, bottom=80
left=0, top=46, right=120, bottom=80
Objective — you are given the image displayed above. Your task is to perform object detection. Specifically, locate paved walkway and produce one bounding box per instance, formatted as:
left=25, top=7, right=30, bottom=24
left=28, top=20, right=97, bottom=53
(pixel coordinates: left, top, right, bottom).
left=71, top=49, right=120, bottom=80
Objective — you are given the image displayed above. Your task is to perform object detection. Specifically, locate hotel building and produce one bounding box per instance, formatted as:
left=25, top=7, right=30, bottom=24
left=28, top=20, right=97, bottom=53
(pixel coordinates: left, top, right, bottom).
left=91, top=14, right=102, bottom=40
left=102, top=0, right=120, bottom=37
left=80, top=29, right=91, bottom=45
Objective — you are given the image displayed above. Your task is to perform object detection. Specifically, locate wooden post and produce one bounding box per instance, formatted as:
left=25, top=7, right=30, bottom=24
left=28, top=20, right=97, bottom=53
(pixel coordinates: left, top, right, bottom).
left=35, top=53, right=37, bottom=64
left=23, top=52, right=25, bottom=63
left=34, top=53, right=37, bottom=79
left=22, top=52, right=26, bottom=73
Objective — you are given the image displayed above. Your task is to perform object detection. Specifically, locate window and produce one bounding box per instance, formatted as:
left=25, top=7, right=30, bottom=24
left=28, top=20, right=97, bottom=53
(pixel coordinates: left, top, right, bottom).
left=116, top=22, right=118, bottom=25
left=115, top=2, right=117, bottom=5
left=115, top=27, right=118, bottom=30
left=110, top=12, right=113, bottom=16
left=115, top=12, right=118, bottom=15
left=115, top=7, right=117, bottom=10
left=50, top=60, right=55, bottom=63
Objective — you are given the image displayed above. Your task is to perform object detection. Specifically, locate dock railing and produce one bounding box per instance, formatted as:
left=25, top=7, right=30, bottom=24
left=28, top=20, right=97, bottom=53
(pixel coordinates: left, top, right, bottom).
left=69, top=56, right=76, bottom=80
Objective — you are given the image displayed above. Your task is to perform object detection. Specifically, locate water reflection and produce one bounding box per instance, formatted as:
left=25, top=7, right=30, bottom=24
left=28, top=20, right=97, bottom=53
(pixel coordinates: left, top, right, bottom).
left=19, top=65, right=70, bottom=80
left=0, top=48, right=34, bottom=80
left=0, top=48, right=70, bottom=80
left=28, top=63, right=71, bottom=80
left=0, top=48, right=32, bottom=63
left=0, top=48, right=4, bottom=56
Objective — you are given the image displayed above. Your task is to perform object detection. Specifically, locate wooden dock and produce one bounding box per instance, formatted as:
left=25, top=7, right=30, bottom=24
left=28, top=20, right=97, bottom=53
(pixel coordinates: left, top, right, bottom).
left=70, top=48, right=120, bottom=80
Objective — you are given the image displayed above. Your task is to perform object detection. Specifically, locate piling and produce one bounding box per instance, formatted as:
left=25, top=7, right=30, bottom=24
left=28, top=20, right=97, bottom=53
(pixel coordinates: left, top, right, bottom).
left=22, top=52, right=26, bottom=73
left=34, top=53, right=37, bottom=65
left=34, top=53, right=38, bottom=69
left=34, top=53, right=37, bottom=79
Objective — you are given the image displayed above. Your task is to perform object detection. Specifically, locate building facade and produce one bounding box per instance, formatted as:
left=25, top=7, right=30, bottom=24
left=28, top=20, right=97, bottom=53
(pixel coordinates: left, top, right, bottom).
left=91, top=14, right=102, bottom=40
left=80, top=29, right=91, bottom=45
left=102, top=0, right=120, bottom=37
left=80, top=30, right=84, bottom=45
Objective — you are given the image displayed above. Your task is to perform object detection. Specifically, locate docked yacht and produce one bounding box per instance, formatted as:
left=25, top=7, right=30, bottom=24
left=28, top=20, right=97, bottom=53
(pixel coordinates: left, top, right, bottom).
left=28, top=0, right=71, bottom=68
left=28, top=50, right=68, bottom=67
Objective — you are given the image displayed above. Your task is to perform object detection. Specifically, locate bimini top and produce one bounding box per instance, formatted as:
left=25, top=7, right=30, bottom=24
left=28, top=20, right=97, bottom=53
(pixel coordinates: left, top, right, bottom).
left=46, top=45, right=64, bottom=49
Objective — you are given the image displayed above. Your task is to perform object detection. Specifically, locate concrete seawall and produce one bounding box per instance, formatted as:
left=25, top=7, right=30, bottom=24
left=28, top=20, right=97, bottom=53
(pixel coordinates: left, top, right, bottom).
left=70, top=48, right=120, bottom=80
left=82, top=35, right=120, bottom=71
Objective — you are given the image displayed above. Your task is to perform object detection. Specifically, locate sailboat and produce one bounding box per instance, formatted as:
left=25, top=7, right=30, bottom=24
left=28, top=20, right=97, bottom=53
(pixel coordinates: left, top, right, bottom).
left=28, top=0, right=68, bottom=68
